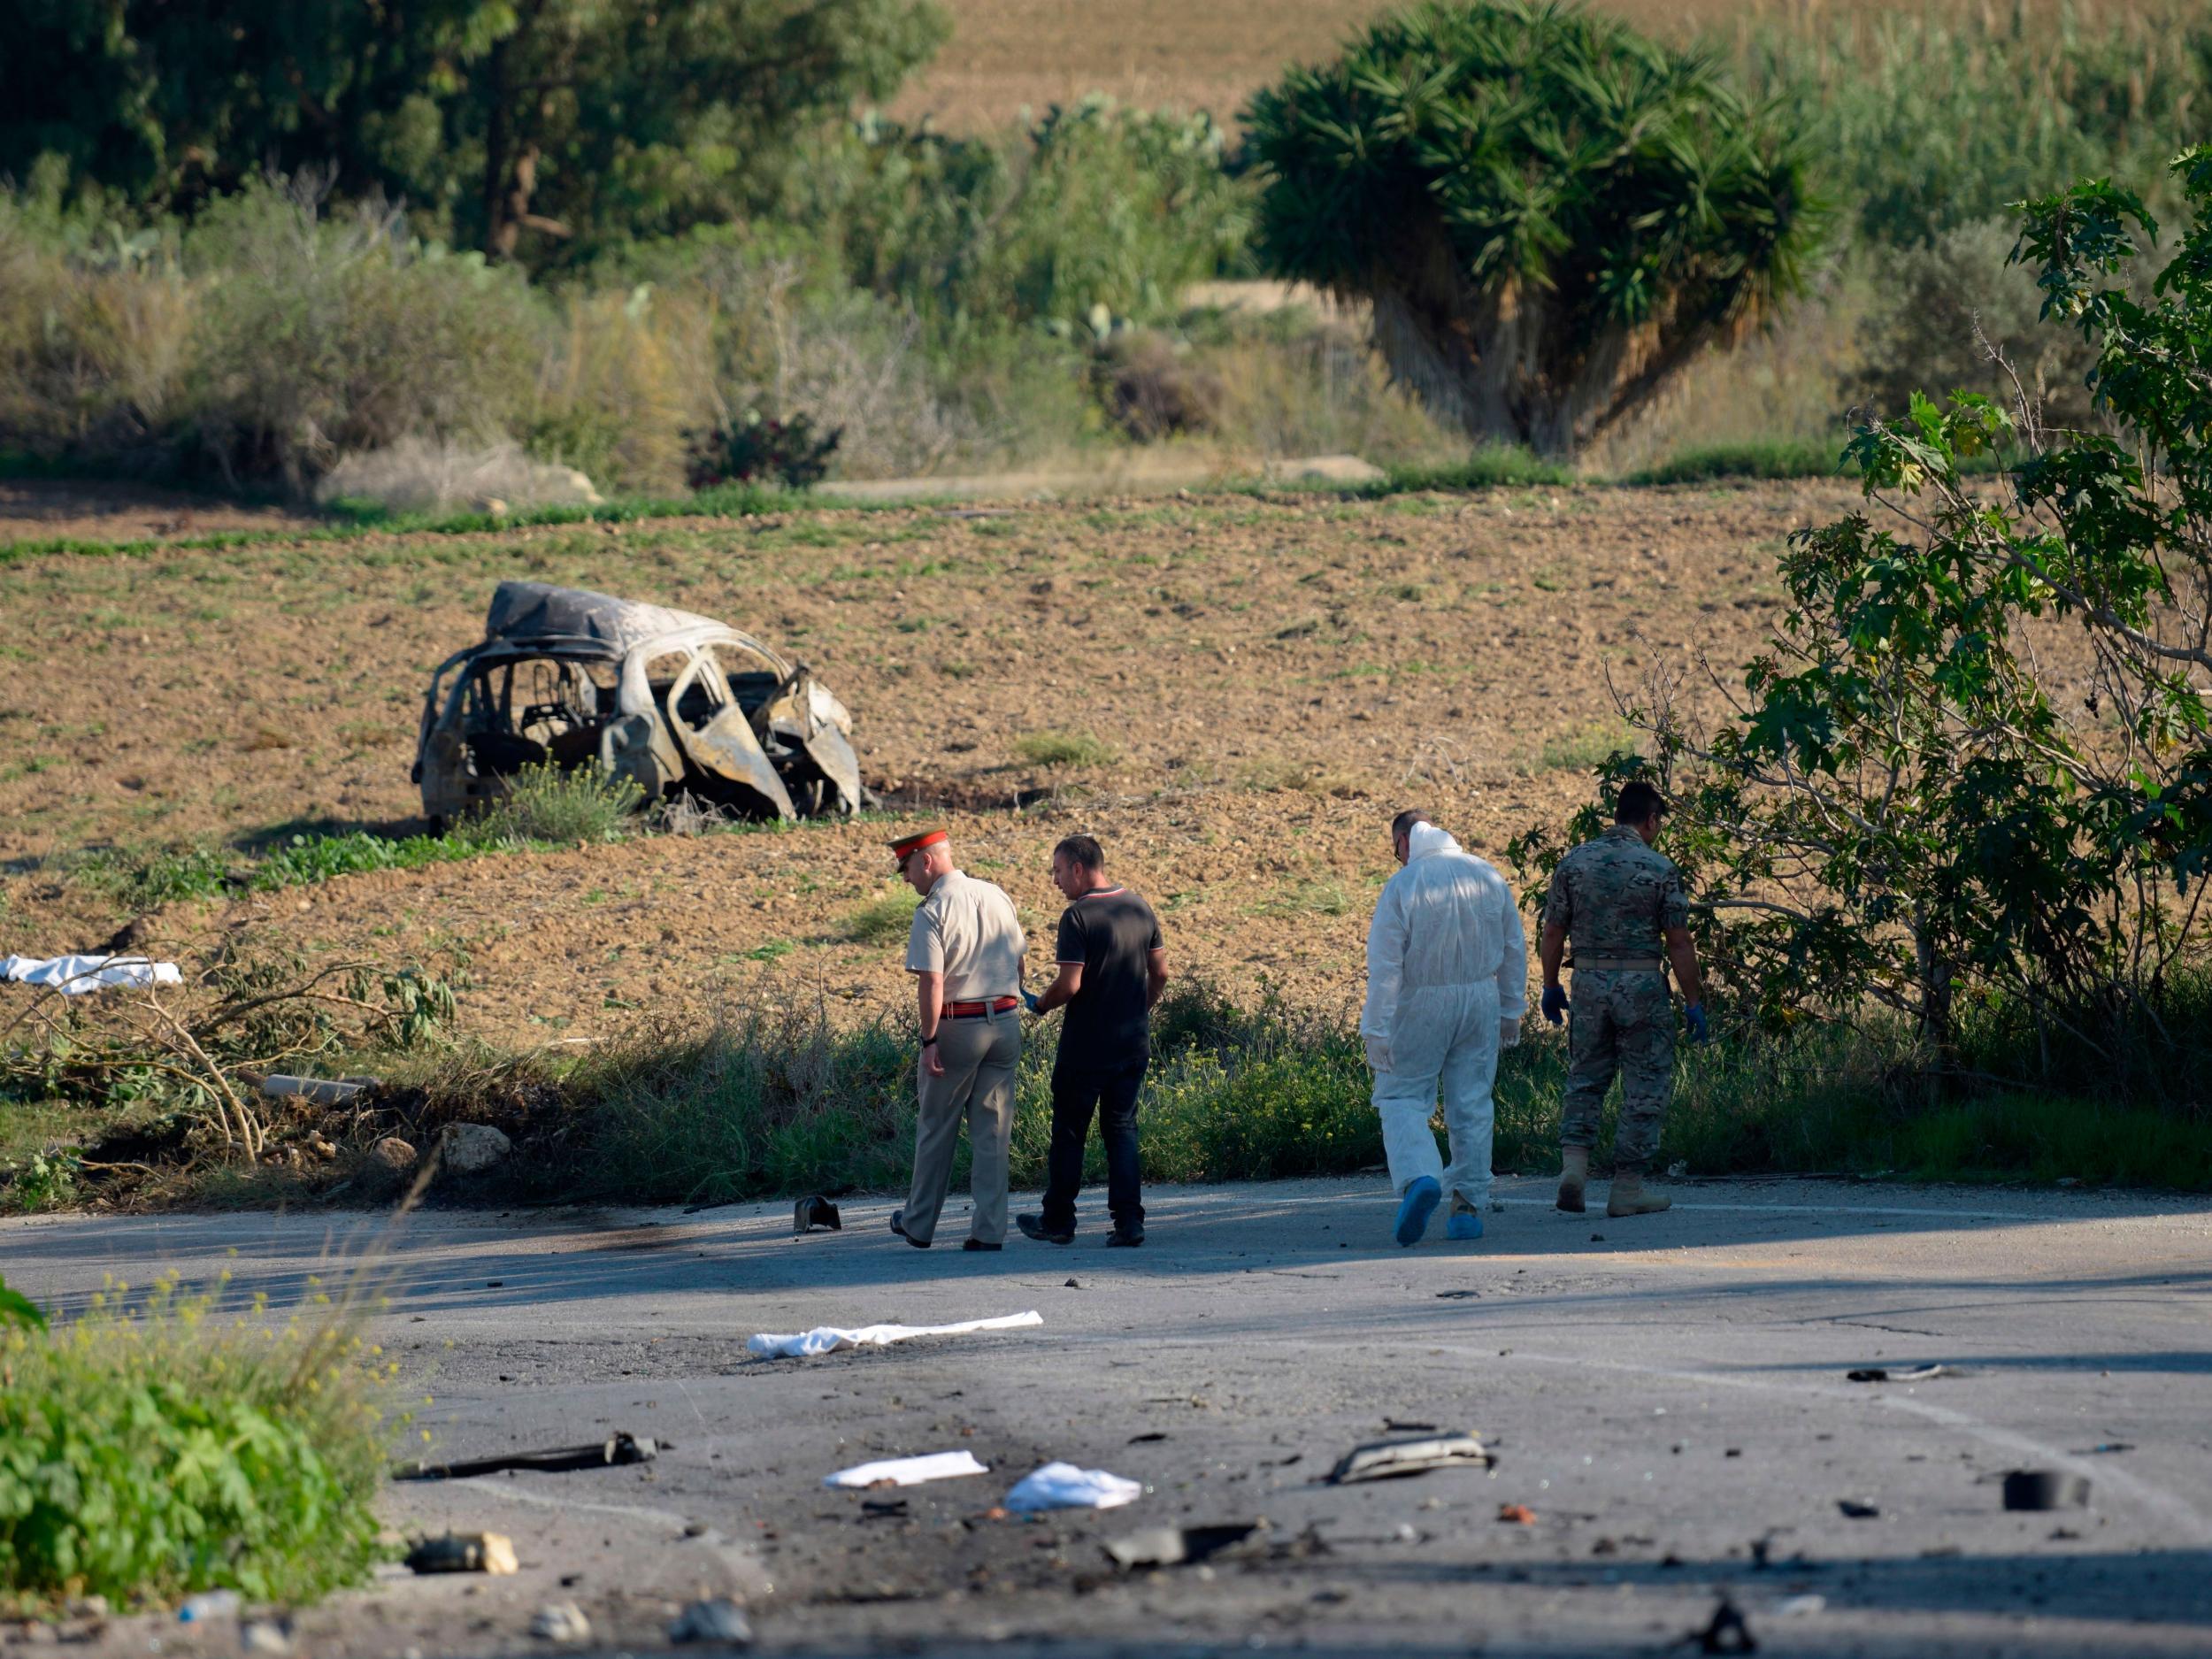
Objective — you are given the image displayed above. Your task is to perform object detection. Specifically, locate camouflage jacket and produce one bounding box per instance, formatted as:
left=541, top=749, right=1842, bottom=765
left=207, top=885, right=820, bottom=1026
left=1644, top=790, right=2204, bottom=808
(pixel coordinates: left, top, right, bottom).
left=1541, top=824, right=1688, bottom=958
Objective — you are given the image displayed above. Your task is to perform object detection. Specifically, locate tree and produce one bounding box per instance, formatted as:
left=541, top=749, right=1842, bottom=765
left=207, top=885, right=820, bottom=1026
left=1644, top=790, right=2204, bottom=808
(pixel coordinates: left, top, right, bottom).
left=1242, top=0, right=1818, bottom=457
left=0, top=0, right=946, bottom=262
left=1513, top=145, right=2212, bottom=1094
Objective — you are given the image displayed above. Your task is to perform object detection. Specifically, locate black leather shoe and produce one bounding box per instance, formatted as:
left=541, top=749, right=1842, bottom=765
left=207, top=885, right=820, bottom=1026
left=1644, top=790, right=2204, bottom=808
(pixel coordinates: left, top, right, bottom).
left=1107, top=1225, right=1146, bottom=1248
left=889, top=1210, right=930, bottom=1248
left=1017, top=1213, right=1074, bottom=1245
left=961, top=1238, right=1002, bottom=1251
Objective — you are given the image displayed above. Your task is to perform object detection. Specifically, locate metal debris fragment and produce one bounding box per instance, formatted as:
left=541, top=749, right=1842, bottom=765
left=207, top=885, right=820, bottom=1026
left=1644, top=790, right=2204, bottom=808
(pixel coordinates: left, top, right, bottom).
left=1328, top=1432, right=1490, bottom=1485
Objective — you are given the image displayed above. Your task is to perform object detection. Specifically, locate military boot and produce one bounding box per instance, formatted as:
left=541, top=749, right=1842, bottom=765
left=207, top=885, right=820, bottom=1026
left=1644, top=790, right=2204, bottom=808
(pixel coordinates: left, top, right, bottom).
left=1555, top=1147, right=1589, bottom=1213
left=1606, top=1172, right=1672, bottom=1217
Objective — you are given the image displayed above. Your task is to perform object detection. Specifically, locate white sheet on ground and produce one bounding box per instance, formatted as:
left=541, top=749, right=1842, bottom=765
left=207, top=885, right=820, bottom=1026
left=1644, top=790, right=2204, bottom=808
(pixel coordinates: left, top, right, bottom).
left=823, top=1450, right=988, bottom=1489
left=746, top=1310, right=1042, bottom=1360
left=1004, top=1461, right=1142, bottom=1512
left=2, top=954, right=183, bottom=995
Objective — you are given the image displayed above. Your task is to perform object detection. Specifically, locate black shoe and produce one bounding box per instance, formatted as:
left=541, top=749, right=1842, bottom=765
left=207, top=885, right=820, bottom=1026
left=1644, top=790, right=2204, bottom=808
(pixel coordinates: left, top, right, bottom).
left=889, top=1210, right=930, bottom=1248
left=1106, top=1225, right=1145, bottom=1248
left=1017, top=1213, right=1074, bottom=1245
left=962, top=1238, right=1002, bottom=1252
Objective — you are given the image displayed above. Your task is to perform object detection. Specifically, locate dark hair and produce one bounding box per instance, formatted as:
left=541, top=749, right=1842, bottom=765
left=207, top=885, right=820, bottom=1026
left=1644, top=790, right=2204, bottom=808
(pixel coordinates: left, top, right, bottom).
left=1614, top=781, right=1666, bottom=825
left=1054, top=833, right=1104, bottom=872
left=1391, top=809, right=1431, bottom=842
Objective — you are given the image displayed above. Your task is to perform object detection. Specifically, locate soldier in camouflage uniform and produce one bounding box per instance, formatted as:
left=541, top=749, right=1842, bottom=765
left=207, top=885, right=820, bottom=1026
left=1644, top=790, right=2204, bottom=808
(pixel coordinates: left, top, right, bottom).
left=1538, top=780, right=1709, bottom=1217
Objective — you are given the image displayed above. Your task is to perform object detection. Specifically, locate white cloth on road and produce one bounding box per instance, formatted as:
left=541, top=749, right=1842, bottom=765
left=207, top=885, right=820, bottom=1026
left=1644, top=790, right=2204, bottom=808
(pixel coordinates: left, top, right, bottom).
left=823, top=1450, right=988, bottom=1489
left=2, top=954, right=183, bottom=995
left=1360, top=823, right=1529, bottom=1210
left=1004, top=1461, right=1142, bottom=1512
left=746, top=1310, right=1041, bottom=1360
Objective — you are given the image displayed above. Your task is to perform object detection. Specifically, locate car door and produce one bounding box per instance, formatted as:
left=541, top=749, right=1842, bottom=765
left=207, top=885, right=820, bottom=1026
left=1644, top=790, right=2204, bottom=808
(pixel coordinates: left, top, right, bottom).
left=663, top=649, right=795, bottom=818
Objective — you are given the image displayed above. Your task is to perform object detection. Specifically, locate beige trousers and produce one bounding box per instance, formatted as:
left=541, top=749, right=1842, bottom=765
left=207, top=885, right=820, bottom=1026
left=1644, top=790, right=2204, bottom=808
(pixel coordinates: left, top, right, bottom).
left=902, top=1009, right=1021, bottom=1244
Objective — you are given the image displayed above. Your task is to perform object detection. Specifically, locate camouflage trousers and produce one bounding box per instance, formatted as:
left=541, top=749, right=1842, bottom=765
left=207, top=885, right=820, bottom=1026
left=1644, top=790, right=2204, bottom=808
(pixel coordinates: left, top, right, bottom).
left=1561, top=968, right=1676, bottom=1172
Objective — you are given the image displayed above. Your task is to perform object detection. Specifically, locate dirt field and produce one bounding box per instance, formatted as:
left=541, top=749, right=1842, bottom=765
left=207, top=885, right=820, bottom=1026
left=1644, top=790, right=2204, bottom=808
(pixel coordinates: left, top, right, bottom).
left=1, top=478, right=2090, bottom=1044
left=888, top=0, right=2010, bottom=130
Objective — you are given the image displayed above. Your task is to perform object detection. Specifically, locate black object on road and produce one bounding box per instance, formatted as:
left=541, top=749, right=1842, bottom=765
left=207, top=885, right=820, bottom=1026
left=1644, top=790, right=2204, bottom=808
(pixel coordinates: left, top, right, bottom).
left=794, top=1194, right=842, bottom=1233
left=394, top=1430, right=662, bottom=1481
left=1103, top=1521, right=1263, bottom=1570
left=1694, top=1596, right=1758, bottom=1654
left=2003, top=1470, right=2090, bottom=1511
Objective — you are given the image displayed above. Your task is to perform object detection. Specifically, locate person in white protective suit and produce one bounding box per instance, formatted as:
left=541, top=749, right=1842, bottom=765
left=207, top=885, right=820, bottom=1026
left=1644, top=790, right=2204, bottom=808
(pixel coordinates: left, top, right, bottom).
left=1360, top=810, right=1531, bottom=1246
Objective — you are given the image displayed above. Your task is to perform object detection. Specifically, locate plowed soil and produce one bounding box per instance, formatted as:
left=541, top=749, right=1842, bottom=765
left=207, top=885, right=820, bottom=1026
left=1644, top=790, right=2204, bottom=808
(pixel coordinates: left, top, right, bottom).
left=3, top=480, right=2085, bottom=1043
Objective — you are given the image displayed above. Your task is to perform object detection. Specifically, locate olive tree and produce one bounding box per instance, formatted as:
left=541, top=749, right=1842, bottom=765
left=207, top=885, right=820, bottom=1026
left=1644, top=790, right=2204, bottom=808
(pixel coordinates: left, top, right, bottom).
left=1243, top=0, right=1819, bottom=457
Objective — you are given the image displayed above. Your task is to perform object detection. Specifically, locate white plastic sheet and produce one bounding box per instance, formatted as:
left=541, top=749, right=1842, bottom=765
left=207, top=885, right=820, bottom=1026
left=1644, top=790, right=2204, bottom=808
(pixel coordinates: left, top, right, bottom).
left=746, top=1310, right=1041, bottom=1360
left=823, top=1450, right=988, bottom=1489
left=2, top=954, right=183, bottom=995
left=1004, top=1461, right=1142, bottom=1512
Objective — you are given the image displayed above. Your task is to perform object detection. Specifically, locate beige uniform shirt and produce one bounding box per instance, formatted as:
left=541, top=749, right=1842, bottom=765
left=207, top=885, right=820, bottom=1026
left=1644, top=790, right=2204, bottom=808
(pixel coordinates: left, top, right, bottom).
left=904, top=870, right=1025, bottom=1002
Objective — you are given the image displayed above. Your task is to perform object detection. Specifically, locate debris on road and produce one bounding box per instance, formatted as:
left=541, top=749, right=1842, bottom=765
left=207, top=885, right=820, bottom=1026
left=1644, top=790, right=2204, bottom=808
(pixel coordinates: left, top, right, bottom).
left=530, top=1602, right=592, bottom=1643
left=667, top=1598, right=753, bottom=1646
left=396, top=1431, right=659, bottom=1480
left=823, top=1450, right=988, bottom=1489
left=1005, top=1461, right=1143, bottom=1512
left=1837, top=1498, right=1881, bottom=1518
left=2, top=953, right=183, bottom=995
left=240, top=1617, right=292, bottom=1654
left=746, top=1310, right=1042, bottom=1360
left=177, top=1592, right=241, bottom=1622
left=1846, top=1364, right=1946, bottom=1382
left=2087, top=1441, right=2136, bottom=1454
left=2002, top=1470, right=2090, bottom=1511
left=1102, top=1521, right=1262, bottom=1570
left=1127, top=1432, right=1167, bottom=1445
left=793, top=1194, right=841, bottom=1233
left=1328, top=1432, right=1491, bottom=1485
left=1774, top=1594, right=1826, bottom=1617
left=1693, top=1596, right=1758, bottom=1654
left=1496, top=1503, right=1537, bottom=1525
left=404, top=1532, right=520, bottom=1575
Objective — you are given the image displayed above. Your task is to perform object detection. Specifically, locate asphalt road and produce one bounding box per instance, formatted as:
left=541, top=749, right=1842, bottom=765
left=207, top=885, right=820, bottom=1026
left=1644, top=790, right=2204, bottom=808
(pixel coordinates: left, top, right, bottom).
left=5, top=1176, right=2211, bottom=1657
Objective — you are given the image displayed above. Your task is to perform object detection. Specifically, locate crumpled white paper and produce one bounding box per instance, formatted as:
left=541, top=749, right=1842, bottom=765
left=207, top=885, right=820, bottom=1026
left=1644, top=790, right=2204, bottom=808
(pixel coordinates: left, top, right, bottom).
left=746, top=1310, right=1042, bottom=1360
left=1004, top=1461, right=1143, bottom=1512
left=823, top=1450, right=988, bottom=1489
left=2, top=954, right=183, bottom=995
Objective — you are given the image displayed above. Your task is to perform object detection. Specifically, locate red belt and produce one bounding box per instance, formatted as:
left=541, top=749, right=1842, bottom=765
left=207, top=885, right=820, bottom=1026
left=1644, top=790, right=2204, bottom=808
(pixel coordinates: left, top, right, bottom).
left=941, top=996, right=1018, bottom=1018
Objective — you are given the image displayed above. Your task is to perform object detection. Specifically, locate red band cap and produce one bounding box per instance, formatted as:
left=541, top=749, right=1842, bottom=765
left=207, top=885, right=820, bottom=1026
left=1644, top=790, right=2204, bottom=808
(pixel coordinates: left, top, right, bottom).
left=888, top=828, right=949, bottom=867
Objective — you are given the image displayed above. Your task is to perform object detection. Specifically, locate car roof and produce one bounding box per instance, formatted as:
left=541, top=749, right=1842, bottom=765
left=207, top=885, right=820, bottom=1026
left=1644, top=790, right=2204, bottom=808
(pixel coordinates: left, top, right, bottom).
left=478, top=580, right=788, bottom=670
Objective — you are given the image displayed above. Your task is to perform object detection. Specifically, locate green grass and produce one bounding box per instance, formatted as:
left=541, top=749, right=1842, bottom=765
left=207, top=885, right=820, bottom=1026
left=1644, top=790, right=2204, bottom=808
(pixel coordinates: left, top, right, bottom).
left=1538, top=719, right=1638, bottom=773
left=843, top=887, right=921, bottom=943
left=1624, top=439, right=1849, bottom=486
left=0, top=1279, right=395, bottom=1611
left=1013, top=729, right=1118, bottom=768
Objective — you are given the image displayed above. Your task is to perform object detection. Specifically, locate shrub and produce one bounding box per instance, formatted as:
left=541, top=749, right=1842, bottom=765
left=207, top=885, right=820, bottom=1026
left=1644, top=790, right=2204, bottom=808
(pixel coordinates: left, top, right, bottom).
left=471, top=761, right=642, bottom=845
left=685, top=411, right=843, bottom=489
left=1246, top=0, right=1820, bottom=456
left=184, top=179, right=543, bottom=492
left=0, top=1281, right=393, bottom=1609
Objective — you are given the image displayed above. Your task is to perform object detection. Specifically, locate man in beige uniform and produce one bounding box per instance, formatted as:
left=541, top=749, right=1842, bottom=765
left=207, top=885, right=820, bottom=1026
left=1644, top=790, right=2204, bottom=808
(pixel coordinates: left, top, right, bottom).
left=887, top=828, right=1026, bottom=1251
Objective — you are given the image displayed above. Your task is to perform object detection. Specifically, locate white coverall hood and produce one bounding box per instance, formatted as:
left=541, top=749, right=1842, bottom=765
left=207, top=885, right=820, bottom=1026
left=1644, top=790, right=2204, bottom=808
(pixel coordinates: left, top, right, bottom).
left=1360, top=824, right=1531, bottom=1211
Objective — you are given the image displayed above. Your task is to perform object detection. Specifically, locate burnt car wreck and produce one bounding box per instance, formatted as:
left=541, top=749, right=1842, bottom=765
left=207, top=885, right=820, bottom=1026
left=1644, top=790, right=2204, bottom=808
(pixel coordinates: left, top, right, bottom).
left=414, top=581, right=866, bottom=824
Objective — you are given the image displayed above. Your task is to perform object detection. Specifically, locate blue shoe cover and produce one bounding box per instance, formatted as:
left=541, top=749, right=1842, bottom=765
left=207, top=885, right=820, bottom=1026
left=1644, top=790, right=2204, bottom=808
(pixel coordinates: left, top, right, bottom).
left=1446, top=1210, right=1485, bottom=1241
left=1394, top=1177, right=1441, bottom=1246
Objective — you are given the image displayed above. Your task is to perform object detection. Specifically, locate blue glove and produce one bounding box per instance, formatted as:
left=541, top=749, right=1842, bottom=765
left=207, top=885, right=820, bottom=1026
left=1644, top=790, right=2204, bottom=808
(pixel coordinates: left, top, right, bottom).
left=1540, top=985, right=1570, bottom=1025
left=1684, top=1003, right=1709, bottom=1045
left=1021, top=988, right=1042, bottom=1015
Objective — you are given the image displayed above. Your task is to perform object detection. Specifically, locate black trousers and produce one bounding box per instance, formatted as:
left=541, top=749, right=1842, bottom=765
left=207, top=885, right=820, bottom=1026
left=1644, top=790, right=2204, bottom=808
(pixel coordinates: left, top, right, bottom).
left=1041, top=1059, right=1148, bottom=1232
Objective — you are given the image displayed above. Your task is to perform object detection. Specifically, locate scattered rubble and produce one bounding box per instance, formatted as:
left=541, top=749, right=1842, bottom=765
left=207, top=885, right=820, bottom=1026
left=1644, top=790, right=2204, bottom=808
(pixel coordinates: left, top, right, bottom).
left=1005, top=1462, right=1143, bottom=1512
left=1102, top=1522, right=1263, bottom=1570
left=793, top=1194, right=841, bottom=1233
left=259, top=1074, right=378, bottom=1105
left=529, top=1602, right=591, bottom=1643
left=667, top=1598, right=753, bottom=1646
left=824, top=1450, right=987, bottom=1489
left=370, top=1136, right=418, bottom=1171
left=1693, top=1597, right=1758, bottom=1654
left=404, top=1532, right=519, bottom=1575
left=746, top=1310, right=1042, bottom=1360
left=2002, top=1470, right=2090, bottom=1511
left=396, top=1431, right=659, bottom=1480
left=1328, top=1432, right=1490, bottom=1485
left=1496, top=1503, right=1537, bottom=1525
left=1846, top=1363, right=1945, bottom=1382
left=240, top=1617, right=294, bottom=1654
left=439, top=1122, right=512, bottom=1174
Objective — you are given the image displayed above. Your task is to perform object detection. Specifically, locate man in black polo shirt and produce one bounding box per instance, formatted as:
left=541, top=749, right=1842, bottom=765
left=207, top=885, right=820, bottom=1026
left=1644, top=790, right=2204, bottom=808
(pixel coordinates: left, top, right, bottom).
left=1017, top=834, right=1168, bottom=1248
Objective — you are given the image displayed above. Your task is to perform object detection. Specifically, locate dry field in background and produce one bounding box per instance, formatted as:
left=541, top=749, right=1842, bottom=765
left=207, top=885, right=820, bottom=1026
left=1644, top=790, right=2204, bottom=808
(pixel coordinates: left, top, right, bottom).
left=888, top=0, right=2055, bottom=130
left=0, top=479, right=2103, bottom=1044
